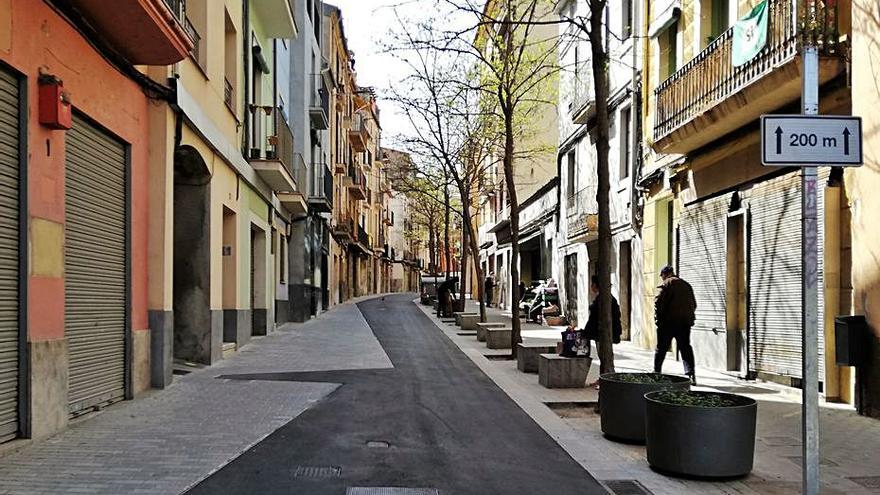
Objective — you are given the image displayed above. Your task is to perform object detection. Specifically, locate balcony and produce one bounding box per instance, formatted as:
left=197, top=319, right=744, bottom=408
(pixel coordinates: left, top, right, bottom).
left=566, top=186, right=598, bottom=241
left=653, top=0, right=844, bottom=154
left=357, top=224, right=371, bottom=251
left=183, top=16, right=206, bottom=71
left=249, top=0, right=296, bottom=38
left=333, top=217, right=355, bottom=242
left=224, top=78, right=235, bottom=113
left=248, top=106, right=300, bottom=200
left=569, top=77, right=595, bottom=125
left=64, top=0, right=192, bottom=64
left=308, top=162, right=333, bottom=213
left=348, top=113, right=370, bottom=152
left=344, top=164, right=367, bottom=201
left=309, top=75, right=330, bottom=130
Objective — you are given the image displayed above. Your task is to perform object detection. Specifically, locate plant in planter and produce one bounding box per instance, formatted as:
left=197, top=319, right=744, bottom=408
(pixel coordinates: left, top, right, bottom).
left=598, top=372, right=691, bottom=443
left=644, top=390, right=757, bottom=478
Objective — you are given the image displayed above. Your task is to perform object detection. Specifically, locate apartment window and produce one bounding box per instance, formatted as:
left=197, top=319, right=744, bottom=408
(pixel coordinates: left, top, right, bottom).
left=711, top=0, right=730, bottom=43
left=184, top=0, right=208, bottom=72
left=566, top=150, right=576, bottom=207
left=622, top=0, right=633, bottom=39
left=224, top=9, right=238, bottom=112
left=659, top=20, right=679, bottom=81
left=619, top=106, right=631, bottom=180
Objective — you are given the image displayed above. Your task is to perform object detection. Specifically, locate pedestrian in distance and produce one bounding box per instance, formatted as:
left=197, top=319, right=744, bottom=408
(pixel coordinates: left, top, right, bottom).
left=654, top=266, right=698, bottom=385
left=484, top=272, right=495, bottom=307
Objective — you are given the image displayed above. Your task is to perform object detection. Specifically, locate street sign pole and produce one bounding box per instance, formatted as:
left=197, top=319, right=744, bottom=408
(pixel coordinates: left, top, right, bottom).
left=801, top=43, right=820, bottom=495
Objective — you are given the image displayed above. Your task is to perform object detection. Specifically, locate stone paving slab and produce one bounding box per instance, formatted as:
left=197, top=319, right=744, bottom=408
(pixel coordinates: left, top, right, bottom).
left=424, top=298, right=880, bottom=495
left=0, top=299, right=392, bottom=495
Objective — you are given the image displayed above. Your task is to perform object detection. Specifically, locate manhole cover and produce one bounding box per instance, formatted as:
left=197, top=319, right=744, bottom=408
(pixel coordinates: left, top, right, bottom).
left=366, top=440, right=390, bottom=448
left=294, top=466, right=342, bottom=479
left=603, top=480, right=654, bottom=495
left=849, top=476, right=880, bottom=489
left=347, top=489, right=439, bottom=495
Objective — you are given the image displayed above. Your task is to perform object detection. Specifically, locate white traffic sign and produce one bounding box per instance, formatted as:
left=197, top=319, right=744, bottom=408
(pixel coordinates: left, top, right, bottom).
left=761, top=115, right=862, bottom=166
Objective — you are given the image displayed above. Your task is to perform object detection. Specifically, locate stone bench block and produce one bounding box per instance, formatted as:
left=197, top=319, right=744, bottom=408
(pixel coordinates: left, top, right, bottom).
left=476, top=322, right=506, bottom=342
left=516, top=343, right=559, bottom=373
left=459, top=314, right=481, bottom=330
left=538, top=354, right=591, bottom=388
left=486, top=328, right=512, bottom=349
left=453, top=312, right=478, bottom=326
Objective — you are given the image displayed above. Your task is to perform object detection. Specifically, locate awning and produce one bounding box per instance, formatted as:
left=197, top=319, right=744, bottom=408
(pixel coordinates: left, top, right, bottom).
left=479, top=240, right=494, bottom=249
left=648, top=0, right=682, bottom=38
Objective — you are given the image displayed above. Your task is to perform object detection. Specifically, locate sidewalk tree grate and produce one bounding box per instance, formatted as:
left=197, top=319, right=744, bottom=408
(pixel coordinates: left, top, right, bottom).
left=603, top=480, right=654, bottom=495
left=849, top=476, right=880, bottom=489
left=294, top=465, right=342, bottom=479
left=346, top=489, right=439, bottom=495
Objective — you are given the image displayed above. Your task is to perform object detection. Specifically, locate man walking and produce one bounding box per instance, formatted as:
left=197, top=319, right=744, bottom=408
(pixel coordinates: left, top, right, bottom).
left=654, top=266, right=698, bottom=385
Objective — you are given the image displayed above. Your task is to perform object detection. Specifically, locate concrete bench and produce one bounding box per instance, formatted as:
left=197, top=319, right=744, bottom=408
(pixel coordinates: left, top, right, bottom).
left=453, top=312, right=478, bottom=326
left=486, top=328, right=513, bottom=349
left=516, top=343, right=559, bottom=373
left=459, top=314, right=481, bottom=330
left=476, top=322, right=507, bottom=342
left=538, top=354, right=591, bottom=388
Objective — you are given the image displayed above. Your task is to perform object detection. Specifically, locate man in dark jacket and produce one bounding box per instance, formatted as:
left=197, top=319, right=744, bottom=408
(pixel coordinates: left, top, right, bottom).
left=579, top=275, right=622, bottom=358
left=654, top=266, right=698, bottom=384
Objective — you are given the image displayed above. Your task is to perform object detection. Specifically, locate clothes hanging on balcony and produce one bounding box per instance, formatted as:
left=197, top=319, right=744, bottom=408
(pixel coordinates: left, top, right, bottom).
left=733, top=0, right=769, bottom=66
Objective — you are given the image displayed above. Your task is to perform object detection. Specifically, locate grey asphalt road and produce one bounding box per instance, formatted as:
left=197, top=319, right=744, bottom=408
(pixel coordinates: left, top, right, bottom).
left=187, top=293, right=607, bottom=494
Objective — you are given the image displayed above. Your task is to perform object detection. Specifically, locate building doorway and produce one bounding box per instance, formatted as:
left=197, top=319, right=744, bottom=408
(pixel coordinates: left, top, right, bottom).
left=251, top=225, right=267, bottom=336
left=619, top=240, right=632, bottom=341
left=726, top=212, right=747, bottom=374
left=173, top=146, right=213, bottom=364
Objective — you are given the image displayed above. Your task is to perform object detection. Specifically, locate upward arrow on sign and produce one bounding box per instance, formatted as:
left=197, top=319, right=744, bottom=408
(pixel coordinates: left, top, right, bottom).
left=775, top=126, right=783, bottom=154
left=843, top=127, right=850, bottom=155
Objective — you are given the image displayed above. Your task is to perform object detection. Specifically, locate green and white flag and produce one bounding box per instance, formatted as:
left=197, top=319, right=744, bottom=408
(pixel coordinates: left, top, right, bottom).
left=732, top=0, right=768, bottom=67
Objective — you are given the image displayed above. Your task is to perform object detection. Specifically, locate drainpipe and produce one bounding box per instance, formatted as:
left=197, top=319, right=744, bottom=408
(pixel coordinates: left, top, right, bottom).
left=242, top=0, right=251, bottom=156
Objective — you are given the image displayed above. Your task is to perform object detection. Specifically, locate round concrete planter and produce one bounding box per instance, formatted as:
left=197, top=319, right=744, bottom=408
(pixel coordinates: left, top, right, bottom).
left=598, top=373, right=691, bottom=443
left=644, top=390, right=757, bottom=478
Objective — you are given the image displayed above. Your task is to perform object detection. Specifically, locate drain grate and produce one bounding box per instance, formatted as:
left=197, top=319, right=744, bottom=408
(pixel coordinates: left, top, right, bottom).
left=603, top=480, right=654, bottom=495
left=294, top=465, right=342, bottom=479
left=849, top=476, right=880, bottom=489
left=786, top=456, right=839, bottom=467
left=347, top=489, right=439, bottom=495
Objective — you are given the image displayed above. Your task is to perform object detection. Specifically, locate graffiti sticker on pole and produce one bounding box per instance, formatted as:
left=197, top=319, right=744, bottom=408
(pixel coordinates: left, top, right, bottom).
left=761, top=115, right=863, bottom=166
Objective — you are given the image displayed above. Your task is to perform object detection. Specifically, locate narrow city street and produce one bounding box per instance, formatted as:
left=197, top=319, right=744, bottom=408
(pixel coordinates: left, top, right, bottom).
left=188, top=293, right=606, bottom=494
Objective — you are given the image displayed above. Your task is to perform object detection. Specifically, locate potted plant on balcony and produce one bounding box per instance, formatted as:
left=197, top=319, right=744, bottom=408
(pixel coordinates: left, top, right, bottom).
left=644, top=390, right=757, bottom=477
left=598, top=372, right=691, bottom=443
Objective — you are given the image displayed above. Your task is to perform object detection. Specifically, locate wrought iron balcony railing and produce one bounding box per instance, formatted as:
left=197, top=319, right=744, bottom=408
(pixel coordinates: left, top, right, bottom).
left=653, top=0, right=839, bottom=141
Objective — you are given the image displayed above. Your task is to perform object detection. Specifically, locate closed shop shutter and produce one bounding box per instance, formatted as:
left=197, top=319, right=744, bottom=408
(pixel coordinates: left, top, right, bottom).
left=0, top=68, right=20, bottom=442
left=65, top=114, right=126, bottom=415
left=748, top=171, right=827, bottom=379
left=678, top=194, right=728, bottom=347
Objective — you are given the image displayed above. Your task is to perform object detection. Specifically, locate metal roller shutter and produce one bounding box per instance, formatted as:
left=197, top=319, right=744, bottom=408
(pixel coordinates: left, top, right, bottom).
left=748, top=171, right=827, bottom=380
left=0, top=68, right=20, bottom=442
left=65, top=114, right=126, bottom=416
left=678, top=195, right=728, bottom=342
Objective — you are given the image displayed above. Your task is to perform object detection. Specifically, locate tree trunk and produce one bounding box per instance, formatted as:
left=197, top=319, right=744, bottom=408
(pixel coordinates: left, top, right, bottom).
left=589, top=0, right=615, bottom=374
left=459, top=208, right=469, bottom=309
left=502, top=108, right=522, bottom=355
left=443, top=187, right=452, bottom=279
left=461, top=193, right=486, bottom=322
left=428, top=223, right=438, bottom=276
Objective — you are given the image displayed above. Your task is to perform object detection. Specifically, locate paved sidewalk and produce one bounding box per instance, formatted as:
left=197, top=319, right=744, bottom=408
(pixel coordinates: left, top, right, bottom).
left=418, top=298, right=880, bottom=495
left=0, top=302, right=392, bottom=495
